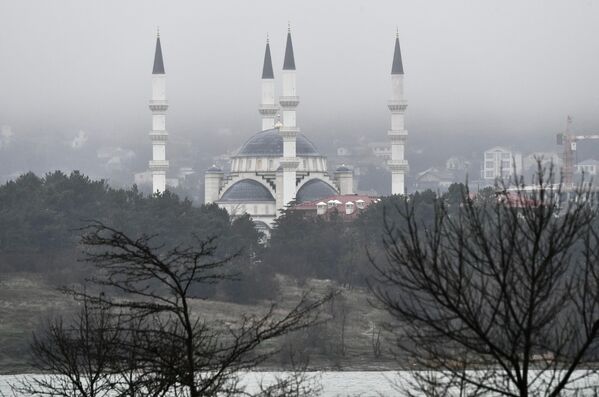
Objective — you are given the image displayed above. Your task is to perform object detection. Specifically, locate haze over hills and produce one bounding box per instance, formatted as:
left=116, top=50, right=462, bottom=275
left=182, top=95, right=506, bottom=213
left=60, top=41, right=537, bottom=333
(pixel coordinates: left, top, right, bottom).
left=0, top=0, right=598, bottom=190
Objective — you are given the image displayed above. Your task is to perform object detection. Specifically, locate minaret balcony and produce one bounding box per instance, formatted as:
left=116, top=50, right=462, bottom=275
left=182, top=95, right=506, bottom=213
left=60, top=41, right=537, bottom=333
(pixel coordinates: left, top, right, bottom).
left=388, top=100, right=408, bottom=112
left=149, top=160, right=169, bottom=171
left=259, top=105, right=279, bottom=116
left=279, top=96, right=300, bottom=107
left=149, top=100, right=169, bottom=112
left=388, top=129, right=408, bottom=142
left=279, top=127, right=300, bottom=138
left=149, top=130, right=168, bottom=141
left=280, top=157, right=300, bottom=169
left=388, top=160, right=409, bottom=172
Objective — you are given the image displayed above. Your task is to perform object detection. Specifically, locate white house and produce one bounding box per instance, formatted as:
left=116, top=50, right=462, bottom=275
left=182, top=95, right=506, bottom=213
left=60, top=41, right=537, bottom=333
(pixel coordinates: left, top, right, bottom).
left=482, top=146, right=523, bottom=181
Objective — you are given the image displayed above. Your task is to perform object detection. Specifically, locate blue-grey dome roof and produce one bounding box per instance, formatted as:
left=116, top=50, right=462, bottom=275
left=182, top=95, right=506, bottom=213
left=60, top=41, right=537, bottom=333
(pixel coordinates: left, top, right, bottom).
left=236, top=129, right=320, bottom=157
left=219, top=179, right=275, bottom=202
left=296, top=179, right=337, bottom=203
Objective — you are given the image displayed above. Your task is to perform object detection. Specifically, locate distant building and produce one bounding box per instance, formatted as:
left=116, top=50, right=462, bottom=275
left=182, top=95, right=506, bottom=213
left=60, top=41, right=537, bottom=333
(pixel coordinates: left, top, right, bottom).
left=367, top=142, right=392, bottom=159
left=414, top=167, right=456, bottom=191
left=482, top=147, right=522, bottom=181
left=575, top=159, right=599, bottom=176
left=523, top=152, right=562, bottom=171
left=135, top=170, right=179, bottom=190
left=446, top=156, right=470, bottom=171
left=336, top=147, right=352, bottom=156
left=291, top=194, right=379, bottom=220
left=134, top=171, right=153, bottom=187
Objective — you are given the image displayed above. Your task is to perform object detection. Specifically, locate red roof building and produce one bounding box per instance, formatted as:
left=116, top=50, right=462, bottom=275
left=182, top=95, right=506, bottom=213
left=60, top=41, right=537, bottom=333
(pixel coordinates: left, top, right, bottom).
left=291, top=194, right=380, bottom=220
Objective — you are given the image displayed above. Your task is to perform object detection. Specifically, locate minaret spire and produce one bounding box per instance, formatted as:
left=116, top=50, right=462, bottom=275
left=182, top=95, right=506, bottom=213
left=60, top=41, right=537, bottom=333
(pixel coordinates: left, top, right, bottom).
left=149, top=31, right=169, bottom=194
left=388, top=31, right=408, bottom=195
left=152, top=30, right=165, bottom=75
left=262, top=36, right=274, bottom=79
left=259, top=36, right=277, bottom=130
left=391, top=32, right=404, bottom=75
left=283, top=24, right=296, bottom=70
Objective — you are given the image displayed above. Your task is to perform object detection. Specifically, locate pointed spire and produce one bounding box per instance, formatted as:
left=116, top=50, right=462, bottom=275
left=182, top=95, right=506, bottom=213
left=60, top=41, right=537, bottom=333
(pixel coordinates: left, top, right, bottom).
left=152, top=29, right=165, bottom=75
left=283, top=23, right=296, bottom=70
left=391, top=32, right=404, bottom=75
left=262, top=35, right=274, bottom=79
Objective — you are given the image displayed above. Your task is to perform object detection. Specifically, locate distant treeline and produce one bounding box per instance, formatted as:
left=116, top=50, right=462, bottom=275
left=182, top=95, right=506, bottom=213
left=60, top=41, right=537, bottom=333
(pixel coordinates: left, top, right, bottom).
left=0, top=171, right=493, bottom=371
left=0, top=171, right=273, bottom=302
left=0, top=171, right=476, bottom=296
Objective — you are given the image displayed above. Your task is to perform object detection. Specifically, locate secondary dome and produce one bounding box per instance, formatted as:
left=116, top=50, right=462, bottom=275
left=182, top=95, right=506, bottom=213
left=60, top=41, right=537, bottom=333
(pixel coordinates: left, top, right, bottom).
left=236, top=129, right=320, bottom=157
left=219, top=179, right=275, bottom=202
left=296, top=179, right=337, bottom=203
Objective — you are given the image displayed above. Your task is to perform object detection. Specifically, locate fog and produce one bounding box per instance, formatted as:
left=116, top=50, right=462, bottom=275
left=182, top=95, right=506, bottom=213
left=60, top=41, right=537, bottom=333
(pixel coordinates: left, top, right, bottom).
left=0, top=0, right=598, bottom=181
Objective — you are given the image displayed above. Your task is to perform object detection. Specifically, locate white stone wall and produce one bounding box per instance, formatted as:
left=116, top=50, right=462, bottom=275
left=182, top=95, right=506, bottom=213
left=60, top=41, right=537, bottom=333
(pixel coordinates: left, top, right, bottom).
left=153, top=144, right=165, bottom=161
left=204, top=174, right=222, bottom=204
left=391, top=74, right=403, bottom=101
left=392, top=173, right=405, bottom=195
left=282, top=71, right=296, bottom=97
left=261, top=79, right=276, bottom=131
left=152, top=75, right=166, bottom=100
left=338, top=174, right=354, bottom=195
left=152, top=173, right=166, bottom=194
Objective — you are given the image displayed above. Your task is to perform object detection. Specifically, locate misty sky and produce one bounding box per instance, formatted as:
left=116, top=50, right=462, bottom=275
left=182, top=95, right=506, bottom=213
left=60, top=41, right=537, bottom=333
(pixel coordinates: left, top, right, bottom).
left=1, top=0, right=599, bottom=176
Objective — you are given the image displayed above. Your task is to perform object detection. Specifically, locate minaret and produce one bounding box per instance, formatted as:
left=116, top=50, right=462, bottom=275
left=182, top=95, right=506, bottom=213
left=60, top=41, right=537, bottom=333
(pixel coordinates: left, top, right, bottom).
left=278, top=25, right=300, bottom=208
left=149, top=29, right=169, bottom=194
left=388, top=31, right=408, bottom=195
left=259, top=36, right=277, bottom=131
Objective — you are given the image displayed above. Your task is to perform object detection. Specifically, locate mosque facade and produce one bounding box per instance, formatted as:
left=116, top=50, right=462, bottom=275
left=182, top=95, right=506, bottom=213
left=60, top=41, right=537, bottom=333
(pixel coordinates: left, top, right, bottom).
left=148, top=28, right=407, bottom=231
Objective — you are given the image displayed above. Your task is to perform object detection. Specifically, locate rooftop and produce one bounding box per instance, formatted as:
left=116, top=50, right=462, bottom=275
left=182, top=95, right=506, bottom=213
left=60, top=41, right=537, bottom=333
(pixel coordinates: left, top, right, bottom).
left=235, top=129, right=321, bottom=157
left=218, top=179, right=275, bottom=202
left=292, top=194, right=379, bottom=211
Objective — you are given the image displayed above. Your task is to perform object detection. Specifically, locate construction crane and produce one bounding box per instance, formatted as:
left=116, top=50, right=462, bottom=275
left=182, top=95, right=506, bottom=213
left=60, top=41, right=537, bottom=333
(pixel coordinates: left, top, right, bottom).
left=556, top=116, right=599, bottom=187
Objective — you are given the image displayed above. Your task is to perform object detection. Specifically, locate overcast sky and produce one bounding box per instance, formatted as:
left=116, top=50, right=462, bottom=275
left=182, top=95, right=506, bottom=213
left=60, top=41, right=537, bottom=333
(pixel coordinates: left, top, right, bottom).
left=1, top=0, right=598, bottom=160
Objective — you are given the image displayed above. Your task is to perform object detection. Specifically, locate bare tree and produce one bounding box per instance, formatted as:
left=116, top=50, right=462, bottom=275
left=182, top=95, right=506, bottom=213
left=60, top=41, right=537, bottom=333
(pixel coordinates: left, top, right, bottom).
left=15, top=295, right=120, bottom=397
left=370, top=321, right=383, bottom=359
left=49, top=223, right=332, bottom=397
left=370, top=163, right=599, bottom=396
left=328, top=293, right=349, bottom=359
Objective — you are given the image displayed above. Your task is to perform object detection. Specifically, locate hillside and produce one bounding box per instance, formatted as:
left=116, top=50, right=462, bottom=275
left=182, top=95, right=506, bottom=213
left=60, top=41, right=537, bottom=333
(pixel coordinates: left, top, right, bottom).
left=0, top=272, right=397, bottom=374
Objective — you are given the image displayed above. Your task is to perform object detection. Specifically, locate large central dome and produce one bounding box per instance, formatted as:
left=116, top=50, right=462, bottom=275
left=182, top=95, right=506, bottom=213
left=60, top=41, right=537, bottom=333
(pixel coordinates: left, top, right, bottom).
left=235, top=129, right=320, bottom=157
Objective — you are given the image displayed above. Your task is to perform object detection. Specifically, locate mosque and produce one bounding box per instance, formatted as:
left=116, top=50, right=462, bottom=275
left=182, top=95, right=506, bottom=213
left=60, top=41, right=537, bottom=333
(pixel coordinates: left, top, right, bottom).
left=147, top=28, right=408, bottom=231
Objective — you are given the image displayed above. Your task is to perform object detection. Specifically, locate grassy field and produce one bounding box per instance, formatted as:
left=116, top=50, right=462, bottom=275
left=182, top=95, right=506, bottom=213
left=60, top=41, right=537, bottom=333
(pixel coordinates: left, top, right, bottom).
left=0, top=272, right=397, bottom=373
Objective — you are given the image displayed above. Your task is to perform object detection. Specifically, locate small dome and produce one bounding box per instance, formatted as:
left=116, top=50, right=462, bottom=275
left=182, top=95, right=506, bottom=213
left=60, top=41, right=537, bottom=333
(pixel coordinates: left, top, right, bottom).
left=296, top=179, right=337, bottom=203
left=219, top=179, right=275, bottom=202
left=336, top=165, right=351, bottom=172
left=236, top=129, right=320, bottom=157
left=206, top=165, right=223, bottom=173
